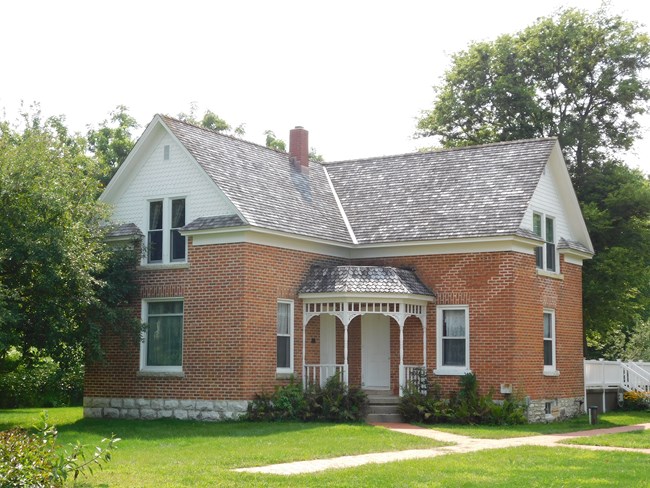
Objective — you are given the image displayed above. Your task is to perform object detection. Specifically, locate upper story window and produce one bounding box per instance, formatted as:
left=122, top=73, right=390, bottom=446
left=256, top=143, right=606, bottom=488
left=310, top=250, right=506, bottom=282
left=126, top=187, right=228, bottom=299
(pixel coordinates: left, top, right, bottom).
left=147, top=198, right=186, bottom=264
left=533, top=212, right=556, bottom=272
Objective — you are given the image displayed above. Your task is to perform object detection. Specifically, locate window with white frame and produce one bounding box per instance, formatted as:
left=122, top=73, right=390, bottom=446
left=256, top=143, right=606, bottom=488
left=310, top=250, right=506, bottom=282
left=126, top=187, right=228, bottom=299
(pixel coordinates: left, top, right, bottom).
left=276, top=300, right=294, bottom=373
left=543, top=310, right=556, bottom=373
left=435, top=306, right=469, bottom=375
left=533, top=212, right=557, bottom=272
left=141, top=300, right=183, bottom=372
left=147, top=198, right=186, bottom=264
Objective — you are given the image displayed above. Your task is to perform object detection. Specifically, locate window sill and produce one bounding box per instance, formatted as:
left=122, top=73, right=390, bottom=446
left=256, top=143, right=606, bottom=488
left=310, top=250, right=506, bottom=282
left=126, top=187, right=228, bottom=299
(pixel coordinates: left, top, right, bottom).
left=137, top=370, right=185, bottom=378
left=543, top=370, right=560, bottom=377
left=536, top=269, right=564, bottom=280
left=275, top=372, right=294, bottom=380
left=433, top=367, right=472, bottom=376
left=137, top=263, right=189, bottom=271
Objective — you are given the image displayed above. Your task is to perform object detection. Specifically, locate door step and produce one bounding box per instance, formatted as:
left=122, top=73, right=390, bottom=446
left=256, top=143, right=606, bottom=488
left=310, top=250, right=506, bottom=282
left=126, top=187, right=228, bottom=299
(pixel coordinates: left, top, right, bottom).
left=364, top=390, right=402, bottom=423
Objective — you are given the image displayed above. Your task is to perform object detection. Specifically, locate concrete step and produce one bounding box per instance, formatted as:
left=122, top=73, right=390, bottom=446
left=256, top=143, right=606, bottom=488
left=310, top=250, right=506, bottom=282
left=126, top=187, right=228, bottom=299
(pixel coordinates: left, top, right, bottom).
left=366, top=395, right=400, bottom=405
left=367, top=404, right=401, bottom=415
left=366, top=412, right=403, bottom=423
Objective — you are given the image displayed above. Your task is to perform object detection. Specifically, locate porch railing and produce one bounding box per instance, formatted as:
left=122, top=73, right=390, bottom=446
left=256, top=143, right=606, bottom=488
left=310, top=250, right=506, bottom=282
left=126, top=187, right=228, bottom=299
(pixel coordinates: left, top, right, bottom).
left=400, top=364, right=426, bottom=396
left=585, top=359, right=650, bottom=392
left=303, top=364, right=348, bottom=388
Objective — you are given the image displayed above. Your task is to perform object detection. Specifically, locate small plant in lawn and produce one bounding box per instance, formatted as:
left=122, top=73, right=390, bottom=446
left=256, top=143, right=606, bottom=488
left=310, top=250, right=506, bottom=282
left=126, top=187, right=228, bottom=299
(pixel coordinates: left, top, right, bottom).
left=0, top=412, right=119, bottom=487
left=399, top=372, right=527, bottom=425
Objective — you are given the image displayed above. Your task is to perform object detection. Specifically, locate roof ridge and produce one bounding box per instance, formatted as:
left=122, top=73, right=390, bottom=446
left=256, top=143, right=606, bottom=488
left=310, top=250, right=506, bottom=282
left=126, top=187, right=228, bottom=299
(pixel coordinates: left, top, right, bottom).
left=323, top=137, right=558, bottom=166
left=158, top=113, right=293, bottom=158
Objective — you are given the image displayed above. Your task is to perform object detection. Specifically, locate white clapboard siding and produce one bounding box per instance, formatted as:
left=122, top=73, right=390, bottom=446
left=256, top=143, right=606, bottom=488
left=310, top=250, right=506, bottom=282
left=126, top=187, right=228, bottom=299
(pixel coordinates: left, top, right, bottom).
left=110, top=131, right=236, bottom=231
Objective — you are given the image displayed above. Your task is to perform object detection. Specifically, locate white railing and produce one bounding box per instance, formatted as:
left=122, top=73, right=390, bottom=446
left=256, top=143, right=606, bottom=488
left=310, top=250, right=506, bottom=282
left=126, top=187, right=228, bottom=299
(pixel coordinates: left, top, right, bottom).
left=400, top=364, right=426, bottom=396
left=303, top=364, right=347, bottom=388
left=584, top=359, right=650, bottom=392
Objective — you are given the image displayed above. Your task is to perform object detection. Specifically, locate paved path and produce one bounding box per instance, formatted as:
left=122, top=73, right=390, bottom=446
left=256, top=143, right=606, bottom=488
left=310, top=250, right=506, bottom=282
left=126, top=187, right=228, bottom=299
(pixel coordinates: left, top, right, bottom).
left=234, top=422, right=650, bottom=475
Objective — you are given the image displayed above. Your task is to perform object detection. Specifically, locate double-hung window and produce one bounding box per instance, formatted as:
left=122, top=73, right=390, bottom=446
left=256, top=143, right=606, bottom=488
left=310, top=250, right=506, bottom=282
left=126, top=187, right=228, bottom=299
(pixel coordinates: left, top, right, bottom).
left=142, top=300, right=184, bottom=372
left=276, top=300, right=294, bottom=373
left=147, top=198, right=186, bottom=264
left=533, top=212, right=557, bottom=272
left=543, top=310, right=557, bottom=374
left=435, top=306, right=470, bottom=375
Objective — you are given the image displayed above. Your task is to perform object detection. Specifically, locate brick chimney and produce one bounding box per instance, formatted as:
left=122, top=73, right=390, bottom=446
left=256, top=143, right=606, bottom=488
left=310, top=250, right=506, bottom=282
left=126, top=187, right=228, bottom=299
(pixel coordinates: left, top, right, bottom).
left=289, top=126, right=309, bottom=169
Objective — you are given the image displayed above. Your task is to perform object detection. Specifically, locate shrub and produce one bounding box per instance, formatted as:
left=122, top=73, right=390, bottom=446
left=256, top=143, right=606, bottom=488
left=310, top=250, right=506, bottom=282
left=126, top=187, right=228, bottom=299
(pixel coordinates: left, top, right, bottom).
left=399, top=372, right=527, bottom=425
left=621, top=391, right=650, bottom=411
left=246, top=374, right=368, bottom=422
left=0, top=413, right=118, bottom=487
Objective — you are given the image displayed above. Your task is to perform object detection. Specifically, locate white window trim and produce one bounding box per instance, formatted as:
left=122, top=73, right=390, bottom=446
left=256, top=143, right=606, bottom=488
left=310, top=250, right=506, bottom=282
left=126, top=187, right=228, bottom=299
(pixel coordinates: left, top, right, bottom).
left=533, top=211, right=559, bottom=274
left=543, top=309, right=558, bottom=375
left=145, top=196, right=188, bottom=265
left=140, top=298, right=184, bottom=373
left=276, top=299, right=294, bottom=374
left=434, top=305, right=470, bottom=376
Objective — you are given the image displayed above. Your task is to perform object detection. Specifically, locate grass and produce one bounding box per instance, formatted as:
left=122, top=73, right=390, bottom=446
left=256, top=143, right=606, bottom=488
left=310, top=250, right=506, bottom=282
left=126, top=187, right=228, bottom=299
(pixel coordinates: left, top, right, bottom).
left=419, top=410, right=650, bottom=439
left=564, top=428, right=650, bottom=449
left=2, top=408, right=649, bottom=487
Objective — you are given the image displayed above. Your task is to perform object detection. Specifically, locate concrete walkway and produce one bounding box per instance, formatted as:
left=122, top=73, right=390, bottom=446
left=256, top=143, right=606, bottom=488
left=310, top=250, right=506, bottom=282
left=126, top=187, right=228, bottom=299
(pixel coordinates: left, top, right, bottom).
left=234, top=422, right=650, bottom=475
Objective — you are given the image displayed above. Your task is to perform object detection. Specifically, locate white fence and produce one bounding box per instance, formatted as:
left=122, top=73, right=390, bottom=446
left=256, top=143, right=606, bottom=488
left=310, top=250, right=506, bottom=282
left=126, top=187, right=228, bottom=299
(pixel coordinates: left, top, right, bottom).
left=584, top=359, right=650, bottom=391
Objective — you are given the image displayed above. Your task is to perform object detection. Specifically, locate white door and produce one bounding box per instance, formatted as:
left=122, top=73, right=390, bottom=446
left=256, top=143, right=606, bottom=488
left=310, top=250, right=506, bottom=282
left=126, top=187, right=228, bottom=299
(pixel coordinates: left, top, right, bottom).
left=320, top=315, right=337, bottom=386
left=361, top=314, right=390, bottom=389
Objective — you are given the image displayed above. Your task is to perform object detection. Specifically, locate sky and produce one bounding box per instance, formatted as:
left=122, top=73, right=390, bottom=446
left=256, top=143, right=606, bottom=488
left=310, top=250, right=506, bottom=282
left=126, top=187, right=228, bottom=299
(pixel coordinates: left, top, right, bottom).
left=2, top=0, right=650, bottom=174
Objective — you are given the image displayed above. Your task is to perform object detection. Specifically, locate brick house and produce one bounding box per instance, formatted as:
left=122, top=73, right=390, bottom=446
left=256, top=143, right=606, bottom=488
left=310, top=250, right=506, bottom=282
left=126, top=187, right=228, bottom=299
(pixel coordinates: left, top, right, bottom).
left=84, top=115, right=593, bottom=422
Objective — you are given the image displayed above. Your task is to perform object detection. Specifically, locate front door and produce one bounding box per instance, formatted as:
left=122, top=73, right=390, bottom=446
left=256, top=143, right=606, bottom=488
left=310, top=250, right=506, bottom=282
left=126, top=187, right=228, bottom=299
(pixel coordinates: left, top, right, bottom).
left=320, top=315, right=337, bottom=386
left=361, top=314, right=390, bottom=389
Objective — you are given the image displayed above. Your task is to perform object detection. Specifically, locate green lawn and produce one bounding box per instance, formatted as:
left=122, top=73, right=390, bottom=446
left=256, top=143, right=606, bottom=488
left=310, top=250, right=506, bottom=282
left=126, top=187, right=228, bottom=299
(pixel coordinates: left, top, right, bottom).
left=564, top=428, right=650, bottom=449
left=419, top=411, right=650, bottom=439
left=2, top=408, right=649, bottom=487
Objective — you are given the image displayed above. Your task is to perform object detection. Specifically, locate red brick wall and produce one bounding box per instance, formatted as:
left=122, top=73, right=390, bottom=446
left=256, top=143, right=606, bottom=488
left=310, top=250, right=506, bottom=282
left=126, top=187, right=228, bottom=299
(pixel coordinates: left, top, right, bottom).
left=85, top=242, right=583, bottom=403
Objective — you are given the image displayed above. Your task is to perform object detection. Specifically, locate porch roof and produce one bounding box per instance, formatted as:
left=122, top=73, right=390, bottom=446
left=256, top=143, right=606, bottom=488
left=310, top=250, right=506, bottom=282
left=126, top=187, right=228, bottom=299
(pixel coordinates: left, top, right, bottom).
left=299, top=265, right=434, bottom=297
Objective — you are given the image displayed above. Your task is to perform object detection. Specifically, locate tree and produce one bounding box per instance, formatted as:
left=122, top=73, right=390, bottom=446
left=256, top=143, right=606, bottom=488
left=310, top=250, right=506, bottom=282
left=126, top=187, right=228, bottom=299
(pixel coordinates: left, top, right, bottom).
left=417, top=7, right=650, bottom=185
left=264, top=130, right=286, bottom=151
left=0, top=109, right=141, bottom=369
left=87, top=105, right=139, bottom=186
left=177, top=104, right=245, bottom=136
left=416, top=7, right=650, bottom=358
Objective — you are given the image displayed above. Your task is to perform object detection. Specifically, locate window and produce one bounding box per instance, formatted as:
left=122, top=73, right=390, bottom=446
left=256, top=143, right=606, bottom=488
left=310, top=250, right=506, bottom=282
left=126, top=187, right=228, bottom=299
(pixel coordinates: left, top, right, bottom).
left=533, top=212, right=557, bottom=272
left=147, top=198, right=186, bottom=264
left=163, top=144, right=170, bottom=160
left=543, top=310, right=556, bottom=373
left=141, top=300, right=183, bottom=372
left=435, top=306, right=469, bottom=375
left=276, top=300, right=294, bottom=373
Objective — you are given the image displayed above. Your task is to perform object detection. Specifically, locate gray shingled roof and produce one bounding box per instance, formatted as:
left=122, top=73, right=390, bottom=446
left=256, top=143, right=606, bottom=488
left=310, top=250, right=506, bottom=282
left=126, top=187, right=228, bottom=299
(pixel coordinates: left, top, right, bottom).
left=162, top=116, right=352, bottom=243
left=325, top=139, right=558, bottom=244
left=558, top=238, right=592, bottom=254
left=182, top=215, right=244, bottom=231
left=106, top=223, right=143, bottom=239
left=300, top=265, right=434, bottom=296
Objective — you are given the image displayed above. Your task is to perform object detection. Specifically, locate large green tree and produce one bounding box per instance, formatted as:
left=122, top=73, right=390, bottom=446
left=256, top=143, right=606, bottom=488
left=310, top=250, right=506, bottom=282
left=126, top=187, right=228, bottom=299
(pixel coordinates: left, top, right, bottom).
left=417, top=7, right=650, bottom=358
left=0, top=110, right=140, bottom=367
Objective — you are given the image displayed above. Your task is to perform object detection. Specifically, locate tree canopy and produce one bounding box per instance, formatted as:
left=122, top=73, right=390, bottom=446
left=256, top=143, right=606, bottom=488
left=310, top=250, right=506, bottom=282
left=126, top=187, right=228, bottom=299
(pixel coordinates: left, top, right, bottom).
left=0, top=109, right=140, bottom=367
left=417, top=7, right=650, bottom=358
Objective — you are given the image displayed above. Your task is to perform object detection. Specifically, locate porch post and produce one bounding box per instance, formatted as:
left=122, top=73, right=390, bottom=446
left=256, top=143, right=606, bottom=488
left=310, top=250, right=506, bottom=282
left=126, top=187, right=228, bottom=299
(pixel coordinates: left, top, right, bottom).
left=302, top=310, right=307, bottom=389
left=398, top=315, right=405, bottom=395
left=422, top=314, right=427, bottom=369
left=343, top=322, right=349, bottom=385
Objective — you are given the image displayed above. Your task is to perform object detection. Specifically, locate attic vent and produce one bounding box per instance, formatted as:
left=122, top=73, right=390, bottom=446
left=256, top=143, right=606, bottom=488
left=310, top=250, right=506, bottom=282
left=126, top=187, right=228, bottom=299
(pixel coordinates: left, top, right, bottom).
left=163, top=145, right=170, bottom=160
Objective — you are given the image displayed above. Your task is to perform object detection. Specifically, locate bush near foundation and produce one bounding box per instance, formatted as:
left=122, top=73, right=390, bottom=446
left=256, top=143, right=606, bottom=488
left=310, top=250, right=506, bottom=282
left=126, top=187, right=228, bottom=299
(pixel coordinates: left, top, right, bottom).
left=246, top=374, right=368, bottom=422
left=621, top=391, right=650, bottom=411
left=399, top=371, right=527, bottom=425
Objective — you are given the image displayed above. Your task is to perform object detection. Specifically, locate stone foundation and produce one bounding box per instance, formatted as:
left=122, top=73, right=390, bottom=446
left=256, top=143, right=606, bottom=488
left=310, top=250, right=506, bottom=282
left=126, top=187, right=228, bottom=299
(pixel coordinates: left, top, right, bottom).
left=527, top=396, right=584, bottom=422
left=83, top=397, right=248, bottom=421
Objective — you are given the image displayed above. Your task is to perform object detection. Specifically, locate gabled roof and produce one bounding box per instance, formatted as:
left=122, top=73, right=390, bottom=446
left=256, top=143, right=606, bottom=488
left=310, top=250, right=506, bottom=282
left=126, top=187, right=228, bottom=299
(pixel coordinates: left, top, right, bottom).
left=161, top=116, right=352, bottom=244
left=300, top=265, right=434, bottom=296
left=324, top=139, right=557, bottom=244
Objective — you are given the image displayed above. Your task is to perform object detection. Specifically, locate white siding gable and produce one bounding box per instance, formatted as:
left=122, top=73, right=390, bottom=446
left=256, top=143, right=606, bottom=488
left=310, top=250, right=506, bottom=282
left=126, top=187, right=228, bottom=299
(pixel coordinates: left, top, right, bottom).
left=105, top=128, right=237, bottom=232
left=520, top=144, right=592, bottom=256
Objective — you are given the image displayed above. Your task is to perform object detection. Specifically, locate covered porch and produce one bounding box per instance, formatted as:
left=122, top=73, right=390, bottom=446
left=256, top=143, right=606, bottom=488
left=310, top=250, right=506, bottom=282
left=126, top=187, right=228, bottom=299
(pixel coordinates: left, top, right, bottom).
left=298, top=265, right=435, bottom=395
